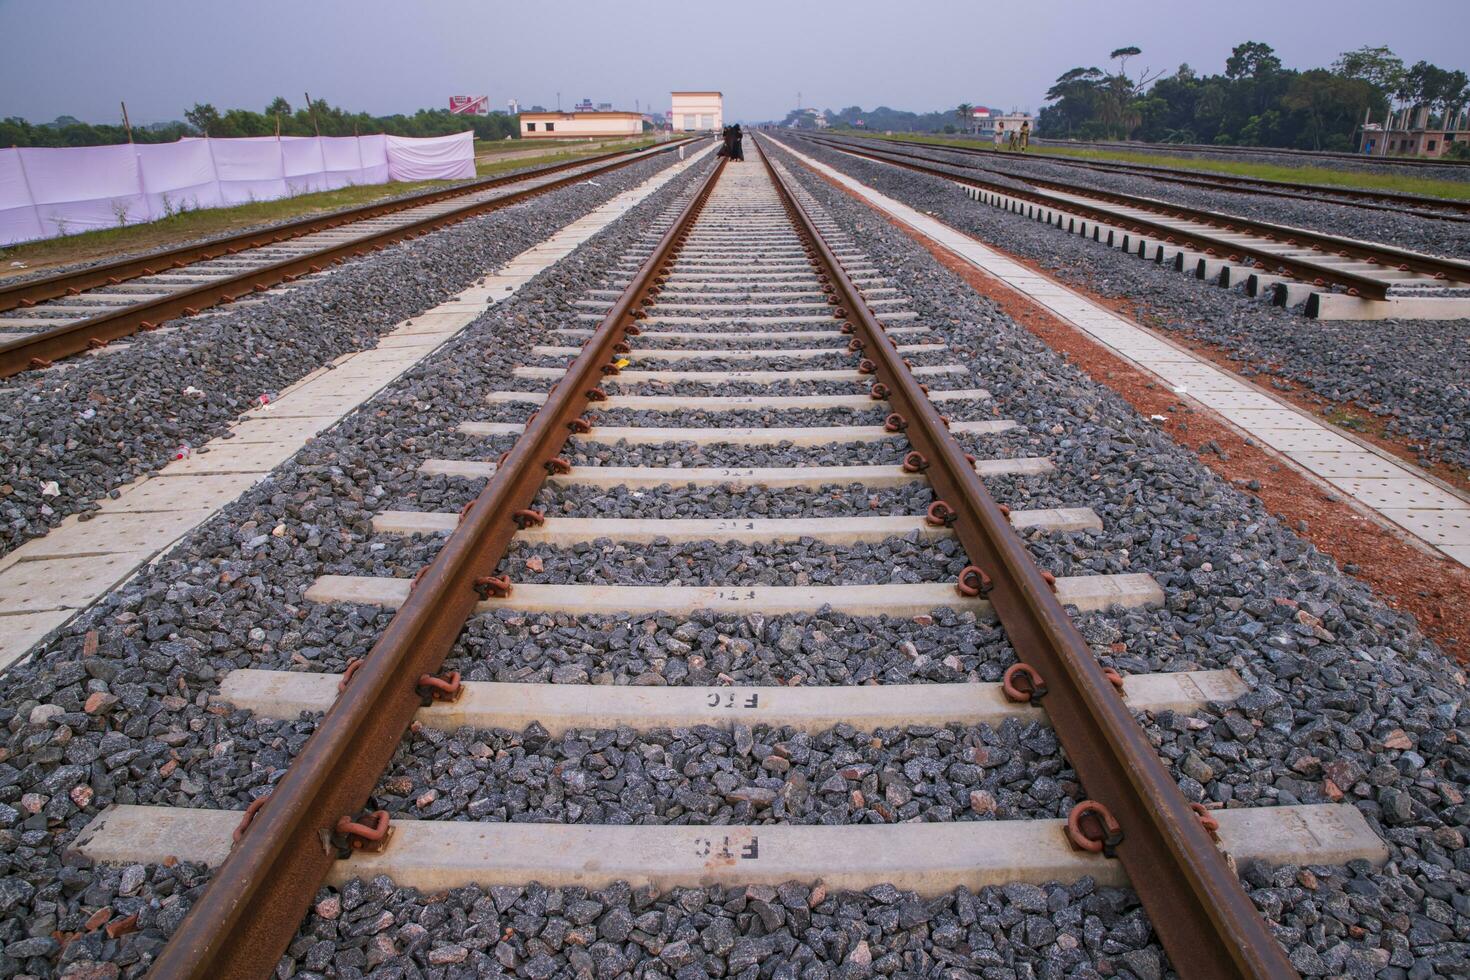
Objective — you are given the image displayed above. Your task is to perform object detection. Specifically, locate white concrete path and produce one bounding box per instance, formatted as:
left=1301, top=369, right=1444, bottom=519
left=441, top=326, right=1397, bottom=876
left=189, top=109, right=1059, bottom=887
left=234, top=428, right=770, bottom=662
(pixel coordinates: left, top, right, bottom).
left=0, top=145, right=718, bottom=670
left=777, top=141, right=1470, bottom=571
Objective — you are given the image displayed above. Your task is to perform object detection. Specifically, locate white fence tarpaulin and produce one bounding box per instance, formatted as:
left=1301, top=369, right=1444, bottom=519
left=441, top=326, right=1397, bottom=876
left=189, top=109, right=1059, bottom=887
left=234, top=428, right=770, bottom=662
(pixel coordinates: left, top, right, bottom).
left=0, top=132, right=474, bottom=246
left=384, top=132, right=475, bottom=182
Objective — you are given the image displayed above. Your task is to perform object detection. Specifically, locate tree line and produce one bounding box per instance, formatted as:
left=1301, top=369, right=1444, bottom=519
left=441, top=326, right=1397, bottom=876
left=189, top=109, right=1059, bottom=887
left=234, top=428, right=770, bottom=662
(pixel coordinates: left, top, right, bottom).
left=1038, top=43, right=1469, bottom=153
left=782, top=105, right=960, bottom=132
left=0, top=97, right=520, bottom=148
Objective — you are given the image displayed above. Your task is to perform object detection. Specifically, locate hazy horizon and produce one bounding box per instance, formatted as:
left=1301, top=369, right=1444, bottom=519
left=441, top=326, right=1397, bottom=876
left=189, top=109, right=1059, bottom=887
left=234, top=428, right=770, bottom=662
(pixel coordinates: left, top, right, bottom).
left=3, top=0, right=1467, bottom=127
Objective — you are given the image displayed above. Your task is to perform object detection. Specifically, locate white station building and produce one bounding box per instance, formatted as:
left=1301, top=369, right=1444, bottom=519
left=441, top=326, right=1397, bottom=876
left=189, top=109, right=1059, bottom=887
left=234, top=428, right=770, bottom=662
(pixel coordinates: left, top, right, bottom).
left=670, top=92, right=723, bottom=132
left=519, top=111, right=645, bottom=139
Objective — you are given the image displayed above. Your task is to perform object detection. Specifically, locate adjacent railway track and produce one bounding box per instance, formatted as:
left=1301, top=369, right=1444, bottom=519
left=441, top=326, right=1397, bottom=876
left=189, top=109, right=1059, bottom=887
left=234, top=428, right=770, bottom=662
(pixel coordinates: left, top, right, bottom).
left=68, top=137, right=1391, bottom=979
left=0, top=139, right=695, bottom=378
left=863, top=134, right=1470, bottom=222
left=1032, top=135, right=1470, bottom=171
left=798, top=132, right=1470, bottom=315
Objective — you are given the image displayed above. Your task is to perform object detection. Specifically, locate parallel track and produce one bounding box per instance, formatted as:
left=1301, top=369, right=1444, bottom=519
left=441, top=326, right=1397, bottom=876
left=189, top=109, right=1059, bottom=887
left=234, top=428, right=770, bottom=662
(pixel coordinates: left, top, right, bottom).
left=0, top=139, right=694, bottom=378
left=862, top=134, right=1470, bottom=222
left=1033, top=135, right=1470, bottom=170
left=70, top=137, right=1398, bottom=979
left=798, top=133, right=1470, bottom=302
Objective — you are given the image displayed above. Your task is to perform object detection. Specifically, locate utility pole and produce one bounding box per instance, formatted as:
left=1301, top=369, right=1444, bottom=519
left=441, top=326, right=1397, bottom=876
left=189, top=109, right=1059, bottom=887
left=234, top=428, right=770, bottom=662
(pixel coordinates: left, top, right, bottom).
left=556, top=91, right=561, bottom=111
left=120, top=101, right=134, bottom=142
left=304, top=91, right=321, bottom=136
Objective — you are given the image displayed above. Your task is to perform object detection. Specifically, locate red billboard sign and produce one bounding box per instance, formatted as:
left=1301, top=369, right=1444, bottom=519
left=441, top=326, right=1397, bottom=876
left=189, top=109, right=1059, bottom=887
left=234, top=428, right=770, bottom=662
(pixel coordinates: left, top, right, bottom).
left=449, top=96, right=489, bottom=115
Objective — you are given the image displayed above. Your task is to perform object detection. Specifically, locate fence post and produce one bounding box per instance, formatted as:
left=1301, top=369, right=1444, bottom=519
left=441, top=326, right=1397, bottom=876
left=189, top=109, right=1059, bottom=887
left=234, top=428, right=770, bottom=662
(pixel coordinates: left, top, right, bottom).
left=11, top=145, right=45, bottom=241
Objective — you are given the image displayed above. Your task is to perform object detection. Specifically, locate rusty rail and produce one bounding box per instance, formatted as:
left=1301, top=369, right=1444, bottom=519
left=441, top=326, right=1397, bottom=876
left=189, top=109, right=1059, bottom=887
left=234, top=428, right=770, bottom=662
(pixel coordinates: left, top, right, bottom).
left=0, top=140, right=698, bottom=379
left=799, top=133, right=1470, bottom=299
left=144, top=153, right=727, bottom=980
left=757, top=134, right=1298, bottom=980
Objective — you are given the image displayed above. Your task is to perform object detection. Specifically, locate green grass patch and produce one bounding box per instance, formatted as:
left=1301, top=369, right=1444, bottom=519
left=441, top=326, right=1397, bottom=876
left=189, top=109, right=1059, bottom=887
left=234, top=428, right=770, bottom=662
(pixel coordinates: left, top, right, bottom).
left=850, top=131, right=1470, bottom=203
left=474, top=140, right=657, bottom=177
left=1324, top=407, right=1372, bottom=432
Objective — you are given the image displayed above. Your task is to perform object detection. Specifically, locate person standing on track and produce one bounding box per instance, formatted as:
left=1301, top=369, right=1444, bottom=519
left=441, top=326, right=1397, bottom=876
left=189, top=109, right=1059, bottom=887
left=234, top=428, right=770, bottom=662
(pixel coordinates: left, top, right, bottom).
left=731, top=123, right=744, bottom=161
left=1020, top=120, right=1030, bottom=151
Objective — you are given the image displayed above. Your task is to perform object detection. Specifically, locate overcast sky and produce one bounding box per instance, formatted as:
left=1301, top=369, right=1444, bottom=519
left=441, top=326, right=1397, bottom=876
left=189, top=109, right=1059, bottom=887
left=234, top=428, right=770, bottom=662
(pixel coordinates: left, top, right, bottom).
left=3, top=0, right=1467, bottom=126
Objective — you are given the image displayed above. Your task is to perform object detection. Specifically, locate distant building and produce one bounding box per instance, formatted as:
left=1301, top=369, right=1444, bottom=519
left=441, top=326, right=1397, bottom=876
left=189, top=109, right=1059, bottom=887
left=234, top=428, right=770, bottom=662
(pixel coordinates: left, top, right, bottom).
left=573, top=98, right=596, bottom=112
left=989, top=111, right=1035, bottom=144
left=507, top=99, right=520, bottom=116
left=520, top=111, right=644, bottom=139
left=596, top=102, right=613, bottom=112
left=1357, top=106, right=1470, bottom=158
left=789, top=108, right=826, bottom=130
left=671, top=91, right=723, bottom=132
left=967, top=106, right=996, bottom=137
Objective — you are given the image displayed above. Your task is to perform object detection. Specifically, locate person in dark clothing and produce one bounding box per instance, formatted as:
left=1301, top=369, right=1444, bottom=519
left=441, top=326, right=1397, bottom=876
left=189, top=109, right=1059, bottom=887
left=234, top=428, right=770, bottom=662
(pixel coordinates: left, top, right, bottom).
left=731, top=124, right=744, bottom=161
left=717, top=125, right=731, bottom=158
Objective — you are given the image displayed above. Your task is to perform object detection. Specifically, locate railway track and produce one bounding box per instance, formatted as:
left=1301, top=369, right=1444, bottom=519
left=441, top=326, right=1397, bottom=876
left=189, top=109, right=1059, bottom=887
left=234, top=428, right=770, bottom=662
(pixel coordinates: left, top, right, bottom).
left=1032, top=135, right=1470, bottom=171
left=0, top=139, right=693, bottom=378
left=798, top=133, right=1470, bottom=319
left=63, top=139, right=1396, bottom=978
left=864, top=134, right=1470, bottom=222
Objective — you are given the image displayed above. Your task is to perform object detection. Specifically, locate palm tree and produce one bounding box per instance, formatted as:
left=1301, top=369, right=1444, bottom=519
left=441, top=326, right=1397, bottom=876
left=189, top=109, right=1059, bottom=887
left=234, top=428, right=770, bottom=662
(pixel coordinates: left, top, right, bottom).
left=956, top=103, right=974, bottom=133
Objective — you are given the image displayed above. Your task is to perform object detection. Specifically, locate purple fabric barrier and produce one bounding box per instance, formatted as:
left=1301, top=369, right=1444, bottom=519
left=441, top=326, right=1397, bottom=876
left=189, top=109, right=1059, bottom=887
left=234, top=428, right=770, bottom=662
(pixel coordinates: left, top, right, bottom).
left=282, top=136, right=330, bottom=195
left=0, top=149, right=45, bottom=245
left=9, top=144, right=147, bottom=240
left=208, top=137, right=288, bottom=205
left=386, top=132, right=475, bottom=181
left=136, top=139, right=222, bottom=216
left=0, top=132, right=474, bottom=246
left=321, top=136, right=383, bottom=190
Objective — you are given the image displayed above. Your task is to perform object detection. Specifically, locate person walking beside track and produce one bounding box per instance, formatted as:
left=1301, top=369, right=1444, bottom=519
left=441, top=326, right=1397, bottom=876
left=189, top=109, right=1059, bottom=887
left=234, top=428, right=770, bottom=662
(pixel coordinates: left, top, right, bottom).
left=1020, top=120, right=1030, bottom=151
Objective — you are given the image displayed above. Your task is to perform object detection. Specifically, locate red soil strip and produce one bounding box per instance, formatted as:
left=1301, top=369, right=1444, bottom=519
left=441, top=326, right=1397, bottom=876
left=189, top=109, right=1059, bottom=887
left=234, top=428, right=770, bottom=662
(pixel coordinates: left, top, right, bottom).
left=808, top=167, right=1470, bottom=660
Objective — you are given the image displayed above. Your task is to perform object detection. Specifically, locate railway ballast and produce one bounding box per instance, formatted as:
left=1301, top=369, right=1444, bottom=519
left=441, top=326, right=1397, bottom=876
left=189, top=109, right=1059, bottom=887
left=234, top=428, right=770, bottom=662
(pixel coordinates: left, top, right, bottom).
left=0, top=130, right=1461, bottom=980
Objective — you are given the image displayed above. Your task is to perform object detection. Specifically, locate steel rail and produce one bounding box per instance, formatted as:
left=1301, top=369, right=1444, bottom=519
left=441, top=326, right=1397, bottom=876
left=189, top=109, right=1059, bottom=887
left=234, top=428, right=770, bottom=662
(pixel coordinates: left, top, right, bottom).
left=0, top=140, right=698, bottom=379
left=0, top=140, right=686, bottom=313
left=145, top=154, right=727, bottom=980
left=866, top=134, right=1470, bottom=220
left=758, top=134, right=1298, bottom=980
left=1033, top=135, right=1470, bottom=170
left=800, top=134, right=1470, bottom=299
